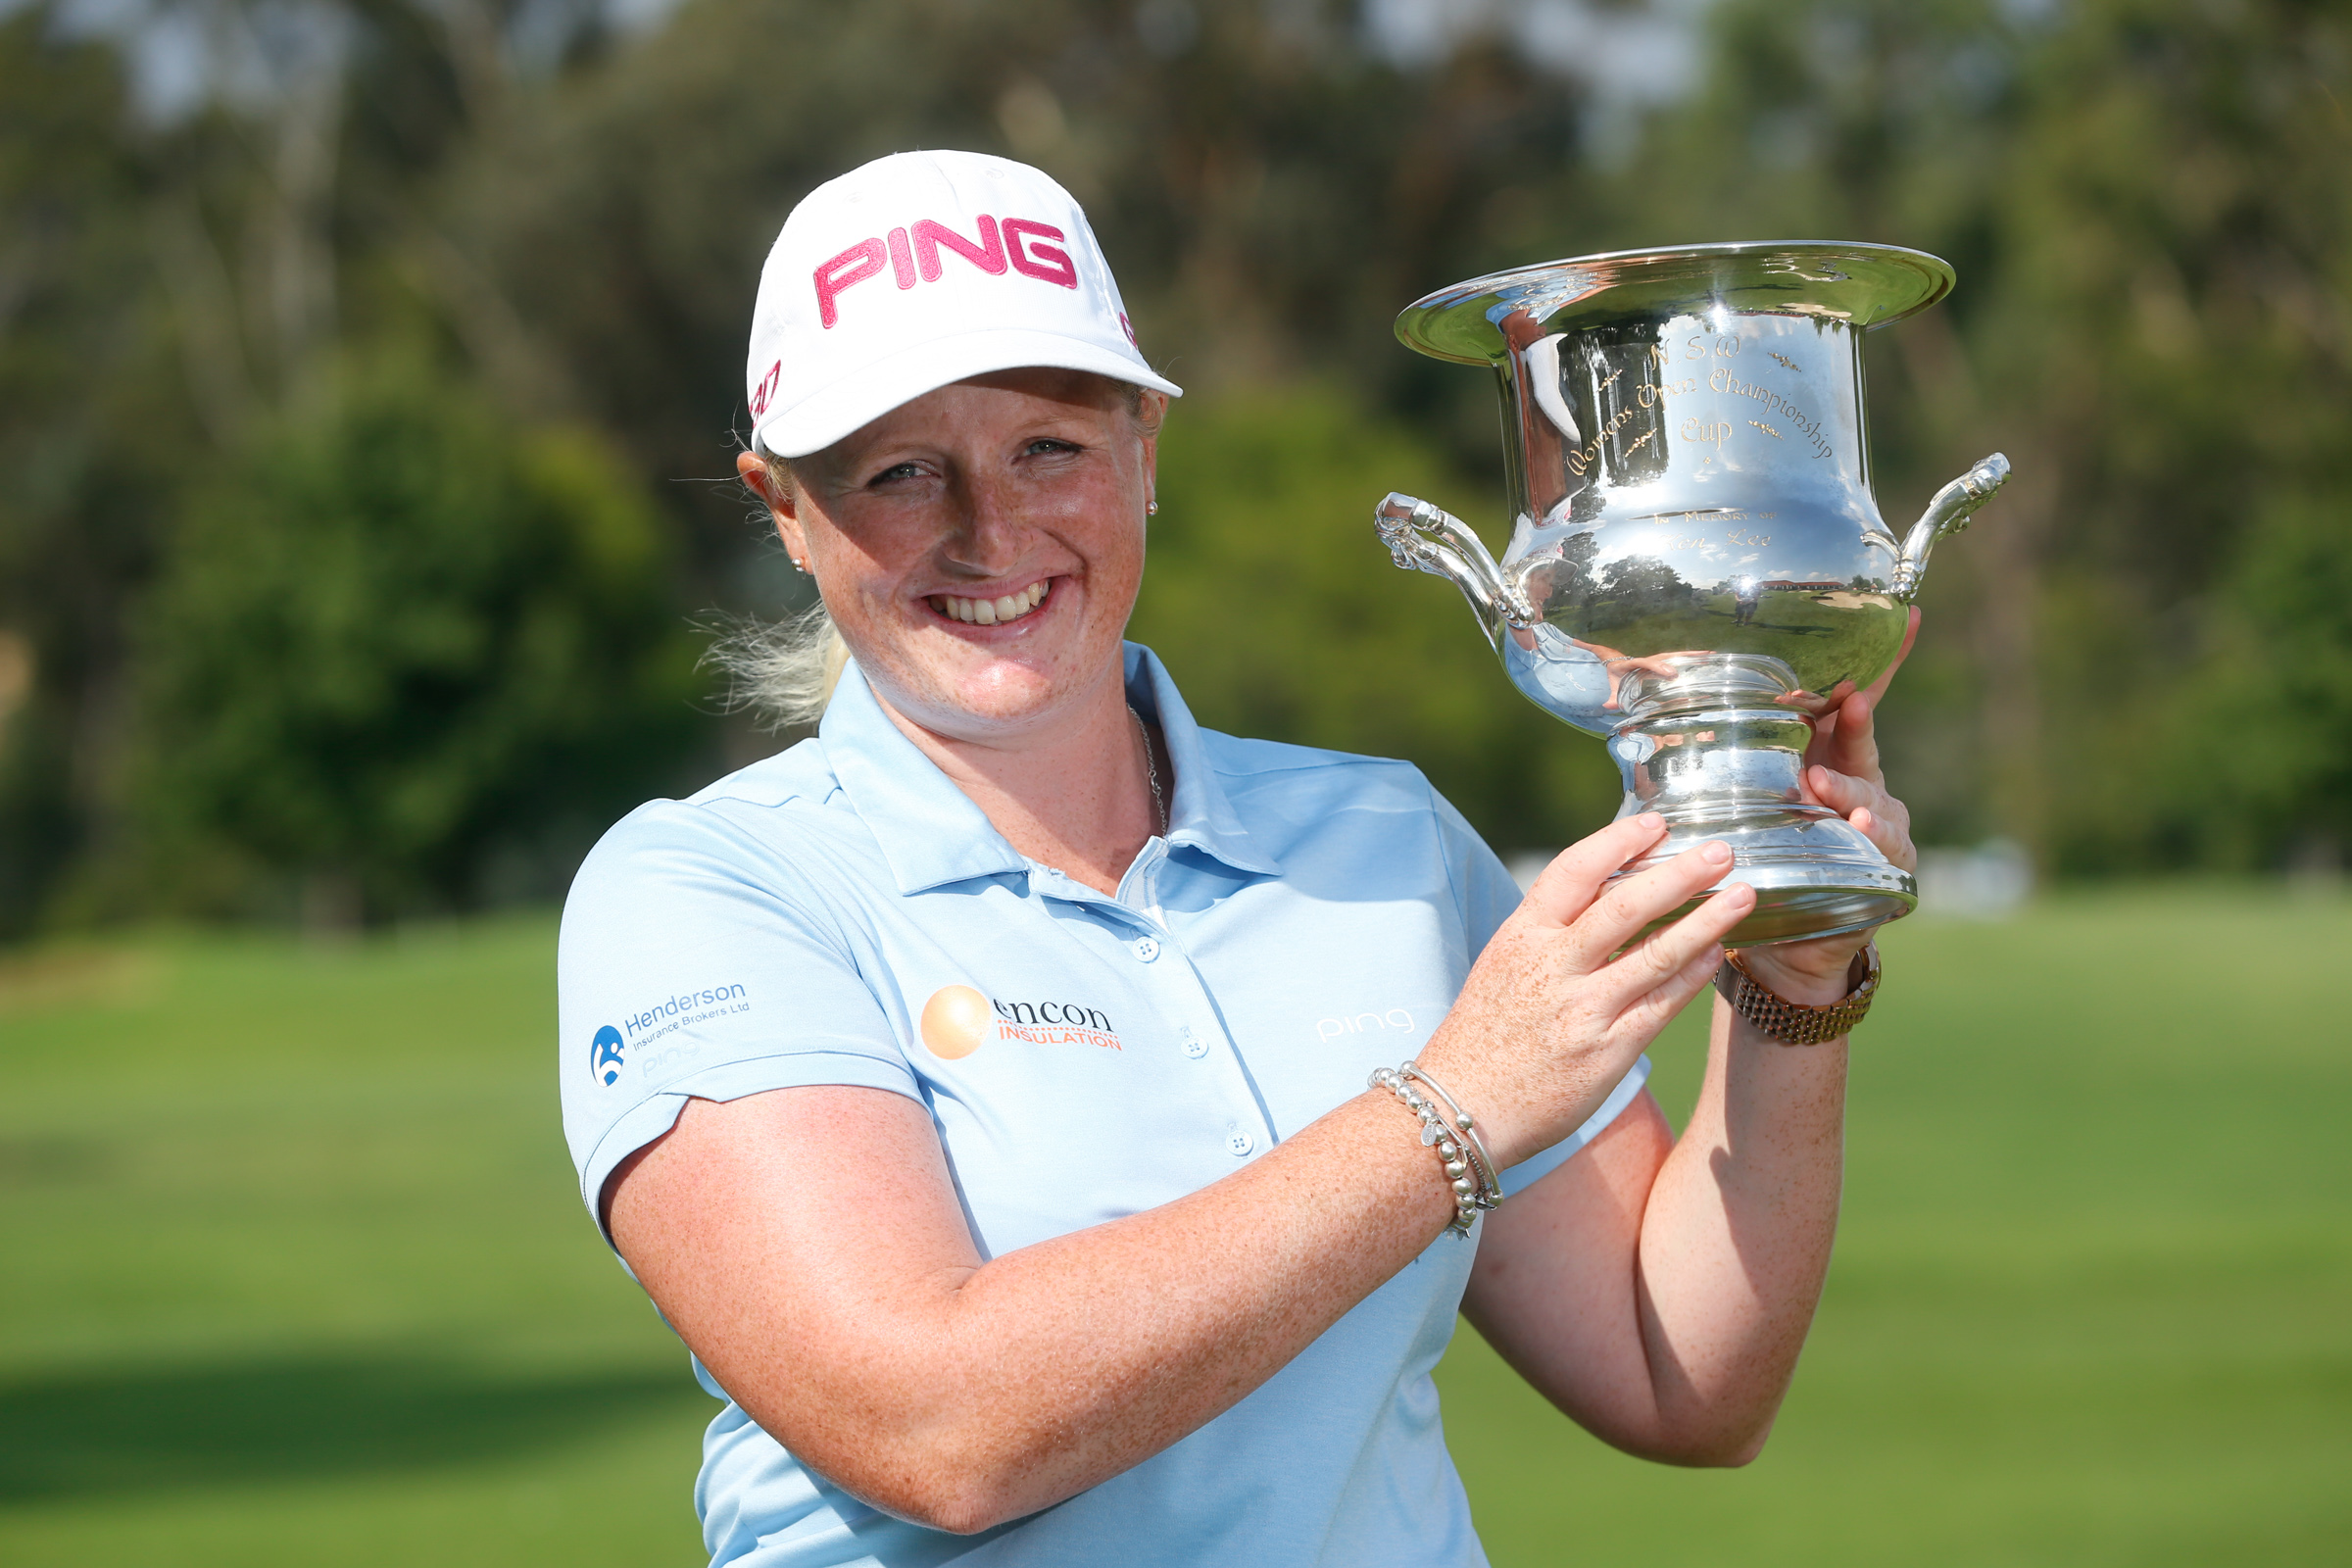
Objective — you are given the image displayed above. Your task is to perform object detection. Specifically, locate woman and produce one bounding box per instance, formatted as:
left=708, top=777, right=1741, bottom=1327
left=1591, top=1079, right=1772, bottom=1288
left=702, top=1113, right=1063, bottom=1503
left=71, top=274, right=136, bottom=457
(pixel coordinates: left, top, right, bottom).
left=559, top=150, right=1915, bottom=1567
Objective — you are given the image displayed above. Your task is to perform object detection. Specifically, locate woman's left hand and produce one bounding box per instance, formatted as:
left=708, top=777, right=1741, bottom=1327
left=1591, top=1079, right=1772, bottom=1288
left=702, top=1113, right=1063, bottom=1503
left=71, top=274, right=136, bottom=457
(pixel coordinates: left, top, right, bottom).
left=1736, top=607, right=1921, bottom=1005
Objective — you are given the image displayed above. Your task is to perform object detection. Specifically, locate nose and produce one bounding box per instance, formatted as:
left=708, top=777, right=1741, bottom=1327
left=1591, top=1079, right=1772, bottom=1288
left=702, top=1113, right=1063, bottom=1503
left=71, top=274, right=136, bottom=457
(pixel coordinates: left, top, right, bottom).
left=940, top=467, right=1027, bottom=577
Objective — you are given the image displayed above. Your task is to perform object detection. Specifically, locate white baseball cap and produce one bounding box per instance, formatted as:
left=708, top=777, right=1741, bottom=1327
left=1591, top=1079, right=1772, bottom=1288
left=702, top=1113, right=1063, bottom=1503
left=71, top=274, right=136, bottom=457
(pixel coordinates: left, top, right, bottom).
left=744, top=150, right=1182, bottom=460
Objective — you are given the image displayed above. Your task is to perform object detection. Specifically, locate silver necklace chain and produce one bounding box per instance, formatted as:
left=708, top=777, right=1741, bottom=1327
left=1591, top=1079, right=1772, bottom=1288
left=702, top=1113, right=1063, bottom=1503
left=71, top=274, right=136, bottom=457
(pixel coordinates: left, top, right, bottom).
left=1128, top=704, right=1166, bottom=837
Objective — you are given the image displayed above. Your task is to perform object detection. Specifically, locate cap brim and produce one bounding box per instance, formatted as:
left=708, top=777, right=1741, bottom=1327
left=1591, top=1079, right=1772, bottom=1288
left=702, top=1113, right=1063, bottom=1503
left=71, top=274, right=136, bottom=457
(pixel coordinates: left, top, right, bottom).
left=754, top=327, right=1184, bottom=460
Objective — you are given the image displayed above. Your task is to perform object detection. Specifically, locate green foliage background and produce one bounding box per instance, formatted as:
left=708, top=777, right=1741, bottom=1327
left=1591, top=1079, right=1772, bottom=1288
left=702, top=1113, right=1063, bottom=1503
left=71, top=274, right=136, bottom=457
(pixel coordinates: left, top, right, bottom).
left=0, top=0, right=2346, bottom=928
left=118, top=367, right=701, bottom=919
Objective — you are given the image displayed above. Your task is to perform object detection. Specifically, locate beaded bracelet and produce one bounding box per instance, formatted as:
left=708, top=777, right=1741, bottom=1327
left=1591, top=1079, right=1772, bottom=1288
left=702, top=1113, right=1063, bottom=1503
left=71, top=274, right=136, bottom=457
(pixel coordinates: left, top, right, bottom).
left=1369, top=1061, right=1504, bottom=1237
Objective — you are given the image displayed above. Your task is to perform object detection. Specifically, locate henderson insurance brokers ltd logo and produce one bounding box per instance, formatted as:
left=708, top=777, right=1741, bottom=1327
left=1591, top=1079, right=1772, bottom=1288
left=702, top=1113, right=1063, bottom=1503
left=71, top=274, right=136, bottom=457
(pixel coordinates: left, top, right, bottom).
left=589, top=982, right=752, bottom=1086
left=920, top=985, right=1123, bottom=1060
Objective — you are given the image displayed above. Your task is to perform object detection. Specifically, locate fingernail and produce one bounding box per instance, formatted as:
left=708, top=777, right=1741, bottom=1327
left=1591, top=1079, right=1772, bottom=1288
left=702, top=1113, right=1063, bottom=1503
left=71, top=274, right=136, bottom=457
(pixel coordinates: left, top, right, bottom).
left=1639, top=812, right=1665, bottom=830
left=1702, top=841, right=1733, bottom=865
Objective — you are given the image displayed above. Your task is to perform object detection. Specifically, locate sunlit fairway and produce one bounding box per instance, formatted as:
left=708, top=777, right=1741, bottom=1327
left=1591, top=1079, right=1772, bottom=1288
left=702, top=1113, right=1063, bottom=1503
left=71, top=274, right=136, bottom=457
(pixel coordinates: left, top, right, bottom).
left=2, top=891, right=2345, bottom=1566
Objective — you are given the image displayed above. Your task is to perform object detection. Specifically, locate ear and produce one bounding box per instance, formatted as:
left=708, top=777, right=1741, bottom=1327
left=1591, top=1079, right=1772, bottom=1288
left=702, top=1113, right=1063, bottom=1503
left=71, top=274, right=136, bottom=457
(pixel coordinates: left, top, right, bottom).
left=738, top=450, right=811, bottom=567
left=1134, top=390, right=1166, bottom=506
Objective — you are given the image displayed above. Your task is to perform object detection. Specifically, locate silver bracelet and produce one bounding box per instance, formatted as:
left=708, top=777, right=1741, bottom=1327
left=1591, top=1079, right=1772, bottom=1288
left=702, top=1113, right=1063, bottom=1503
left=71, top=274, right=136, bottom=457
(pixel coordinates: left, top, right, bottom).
left=1369, top=1060, right=1505, bottom=1237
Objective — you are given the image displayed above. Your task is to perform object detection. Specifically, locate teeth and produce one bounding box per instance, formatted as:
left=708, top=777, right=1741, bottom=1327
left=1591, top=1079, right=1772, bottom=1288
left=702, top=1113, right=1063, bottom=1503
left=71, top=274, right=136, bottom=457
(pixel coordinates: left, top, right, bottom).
left=935, top=580, right=1048, bottom=626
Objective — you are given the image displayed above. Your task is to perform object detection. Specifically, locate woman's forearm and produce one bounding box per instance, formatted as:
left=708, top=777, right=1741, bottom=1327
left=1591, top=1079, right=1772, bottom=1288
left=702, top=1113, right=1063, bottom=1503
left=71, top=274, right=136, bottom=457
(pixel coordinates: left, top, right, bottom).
left=1629, top=994, right=1847, bottom=1461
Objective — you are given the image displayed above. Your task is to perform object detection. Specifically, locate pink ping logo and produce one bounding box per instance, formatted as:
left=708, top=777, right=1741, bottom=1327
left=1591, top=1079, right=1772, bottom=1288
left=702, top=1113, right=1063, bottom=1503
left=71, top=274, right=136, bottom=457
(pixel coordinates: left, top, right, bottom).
left=813, top=214, right=1079, bottom=328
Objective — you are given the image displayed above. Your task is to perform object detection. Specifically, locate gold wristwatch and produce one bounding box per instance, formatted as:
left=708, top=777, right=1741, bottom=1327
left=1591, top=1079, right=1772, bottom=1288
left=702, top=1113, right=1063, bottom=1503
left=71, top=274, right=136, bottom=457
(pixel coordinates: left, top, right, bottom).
left=1715, top=942, right=1881, bottom=1046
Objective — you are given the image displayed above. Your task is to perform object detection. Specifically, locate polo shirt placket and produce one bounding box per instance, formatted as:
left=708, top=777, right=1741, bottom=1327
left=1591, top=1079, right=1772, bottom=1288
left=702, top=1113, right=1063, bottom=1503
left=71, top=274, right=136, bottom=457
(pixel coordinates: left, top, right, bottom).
left=1028, top=848, right=1275, bottom=1165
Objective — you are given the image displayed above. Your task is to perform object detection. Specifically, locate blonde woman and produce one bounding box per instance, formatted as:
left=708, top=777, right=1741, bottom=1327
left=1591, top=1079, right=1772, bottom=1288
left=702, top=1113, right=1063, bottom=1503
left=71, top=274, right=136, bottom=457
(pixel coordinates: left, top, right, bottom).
left=559, top=150, right=1913, bottom=1568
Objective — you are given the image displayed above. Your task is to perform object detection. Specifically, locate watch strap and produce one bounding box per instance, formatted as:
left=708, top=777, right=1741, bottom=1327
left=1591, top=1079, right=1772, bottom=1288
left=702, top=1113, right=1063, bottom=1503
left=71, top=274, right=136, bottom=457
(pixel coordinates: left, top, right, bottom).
left=1715, top=942, right=1880, bottom=1046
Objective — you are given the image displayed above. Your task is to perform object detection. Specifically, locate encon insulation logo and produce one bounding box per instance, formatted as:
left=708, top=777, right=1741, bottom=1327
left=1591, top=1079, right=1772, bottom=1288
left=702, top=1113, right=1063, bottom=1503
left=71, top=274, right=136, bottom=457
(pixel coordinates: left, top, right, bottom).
left=919, top=985, right=1122, bottom=1060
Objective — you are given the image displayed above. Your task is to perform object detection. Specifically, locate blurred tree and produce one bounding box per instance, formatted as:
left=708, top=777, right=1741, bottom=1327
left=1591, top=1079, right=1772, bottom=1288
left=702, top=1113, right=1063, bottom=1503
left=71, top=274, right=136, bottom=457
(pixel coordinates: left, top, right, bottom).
left=5, top=0, right=2349, bottom=937
left=117, top=361, right=705, bottom=924
left=1987, top=0, right=2352, bottom=872
left=0, top=8, right=180, bottom=938
left=2190, top=487, right=2352, bottom=871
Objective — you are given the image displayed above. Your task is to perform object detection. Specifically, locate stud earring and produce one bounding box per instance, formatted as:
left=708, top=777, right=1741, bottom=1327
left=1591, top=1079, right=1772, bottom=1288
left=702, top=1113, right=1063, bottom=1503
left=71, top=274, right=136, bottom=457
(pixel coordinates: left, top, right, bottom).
left=1146, top=500, right=1158, bottom=516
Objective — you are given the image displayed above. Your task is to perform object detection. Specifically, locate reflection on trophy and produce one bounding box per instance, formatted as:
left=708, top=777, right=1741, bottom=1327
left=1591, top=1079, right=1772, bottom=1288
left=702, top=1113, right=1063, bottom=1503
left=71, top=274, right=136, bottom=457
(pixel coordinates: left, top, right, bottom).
left=1376, top=243, right=2009, bottom=947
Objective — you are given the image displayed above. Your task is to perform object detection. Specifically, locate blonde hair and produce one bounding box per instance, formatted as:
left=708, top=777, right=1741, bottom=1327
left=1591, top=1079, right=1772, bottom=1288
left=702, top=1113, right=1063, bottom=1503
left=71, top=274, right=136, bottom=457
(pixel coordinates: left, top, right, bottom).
left=704, top=444, right=853, bottom=730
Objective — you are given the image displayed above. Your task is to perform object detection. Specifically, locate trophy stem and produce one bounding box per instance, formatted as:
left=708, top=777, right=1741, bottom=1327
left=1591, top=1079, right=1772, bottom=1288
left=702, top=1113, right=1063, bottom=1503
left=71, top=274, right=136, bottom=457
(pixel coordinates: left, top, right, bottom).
left=1604, top=664, right=1915, bottom=947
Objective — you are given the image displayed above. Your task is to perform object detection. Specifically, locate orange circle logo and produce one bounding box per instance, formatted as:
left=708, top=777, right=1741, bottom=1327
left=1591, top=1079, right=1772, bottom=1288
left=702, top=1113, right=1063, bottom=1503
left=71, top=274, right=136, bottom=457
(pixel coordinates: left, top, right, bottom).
left=920, top=985, right=992, bottom=1059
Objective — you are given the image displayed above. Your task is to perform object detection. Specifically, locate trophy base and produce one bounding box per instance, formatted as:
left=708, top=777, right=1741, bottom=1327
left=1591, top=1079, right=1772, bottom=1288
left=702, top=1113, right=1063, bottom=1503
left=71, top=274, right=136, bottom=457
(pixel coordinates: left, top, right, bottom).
left=1609, top=805, right=1917, bottom=949
left=1592, top=655, right=1917, bottom=948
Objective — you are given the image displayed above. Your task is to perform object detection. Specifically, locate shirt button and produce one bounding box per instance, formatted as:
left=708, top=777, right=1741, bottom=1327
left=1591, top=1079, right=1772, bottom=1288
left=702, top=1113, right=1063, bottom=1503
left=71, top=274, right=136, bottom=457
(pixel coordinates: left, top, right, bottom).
left=1130, top=936, right=1161, bottom=962
left=1183, top=1036, right=1210, bottom=1059
left=1225, top=1130, right=1254, bottom=1156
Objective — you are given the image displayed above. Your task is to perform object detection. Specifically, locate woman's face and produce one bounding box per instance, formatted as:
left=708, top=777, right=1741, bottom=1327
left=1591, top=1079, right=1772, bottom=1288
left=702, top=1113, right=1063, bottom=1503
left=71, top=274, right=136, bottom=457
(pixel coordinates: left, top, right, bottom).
left=752, top=368, right=1162, bottom=743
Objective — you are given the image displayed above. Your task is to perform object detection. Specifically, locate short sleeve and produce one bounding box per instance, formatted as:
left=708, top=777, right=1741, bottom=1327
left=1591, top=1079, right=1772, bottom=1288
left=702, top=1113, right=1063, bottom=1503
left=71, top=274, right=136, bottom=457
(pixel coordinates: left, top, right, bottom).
left=557, top=800, right=919, bottom=1244
left=1425, top=780, right=1652, bottom=1189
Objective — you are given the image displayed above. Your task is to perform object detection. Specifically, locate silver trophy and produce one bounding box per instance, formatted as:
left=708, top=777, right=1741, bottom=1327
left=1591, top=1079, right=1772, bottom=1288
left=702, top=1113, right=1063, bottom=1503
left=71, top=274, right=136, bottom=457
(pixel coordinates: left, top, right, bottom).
left=1377, top=243, right=2008, bottom=946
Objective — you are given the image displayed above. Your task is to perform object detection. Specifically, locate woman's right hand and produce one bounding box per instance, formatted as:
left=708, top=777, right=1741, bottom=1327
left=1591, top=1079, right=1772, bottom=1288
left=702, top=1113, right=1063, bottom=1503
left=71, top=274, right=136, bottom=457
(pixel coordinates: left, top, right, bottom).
left=1413, top=814, right=1753, bottom=1170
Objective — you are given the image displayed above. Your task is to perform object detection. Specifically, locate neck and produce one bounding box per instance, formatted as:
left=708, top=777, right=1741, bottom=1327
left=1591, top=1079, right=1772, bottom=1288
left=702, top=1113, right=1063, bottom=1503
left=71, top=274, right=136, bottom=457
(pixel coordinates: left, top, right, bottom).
left=871, top=663, right=1164, bottom=898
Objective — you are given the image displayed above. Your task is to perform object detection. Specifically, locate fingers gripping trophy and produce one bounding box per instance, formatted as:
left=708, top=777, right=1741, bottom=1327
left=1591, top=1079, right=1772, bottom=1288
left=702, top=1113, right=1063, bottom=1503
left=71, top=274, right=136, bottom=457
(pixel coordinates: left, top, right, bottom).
left=1376, top=243, right=2009, bottom=947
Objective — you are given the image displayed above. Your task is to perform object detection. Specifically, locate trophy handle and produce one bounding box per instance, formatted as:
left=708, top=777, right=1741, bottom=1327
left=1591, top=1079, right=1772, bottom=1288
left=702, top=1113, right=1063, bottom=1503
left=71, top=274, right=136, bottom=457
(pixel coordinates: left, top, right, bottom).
left=1889, top=452, right=2011, bottom=601
left=1374, top=493, right=1539, bottom=646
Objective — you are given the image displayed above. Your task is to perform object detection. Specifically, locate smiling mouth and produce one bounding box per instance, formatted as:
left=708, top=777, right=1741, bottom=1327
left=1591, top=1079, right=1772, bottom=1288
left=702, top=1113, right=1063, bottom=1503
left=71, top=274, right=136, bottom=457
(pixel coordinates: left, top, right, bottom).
left=931, top=579, right=1050, bottom=626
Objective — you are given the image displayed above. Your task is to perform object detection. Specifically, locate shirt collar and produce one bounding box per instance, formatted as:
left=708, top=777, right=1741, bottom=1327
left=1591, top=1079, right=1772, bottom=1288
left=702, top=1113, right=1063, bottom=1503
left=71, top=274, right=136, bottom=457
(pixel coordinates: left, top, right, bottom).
left=817, top=642, right=1280, bottom=896
left=1124, top=643, right=1281, bottom=878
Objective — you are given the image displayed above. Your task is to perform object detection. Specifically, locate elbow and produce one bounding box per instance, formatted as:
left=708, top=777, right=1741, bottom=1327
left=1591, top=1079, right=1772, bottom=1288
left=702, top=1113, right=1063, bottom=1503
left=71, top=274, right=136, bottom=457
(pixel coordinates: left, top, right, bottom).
left=732, top=1386, right=1057, bottom=1535
left=1608, top=1410, right=1776, bottom=1470
left=1647, top=1419, right=1775, bottom=1470
left=816, top=1442, right=1050, bottom=1536
left=888, top=1486, right=1018, bottom=1538
left=1680, top=1432, right=1771, bottom=1470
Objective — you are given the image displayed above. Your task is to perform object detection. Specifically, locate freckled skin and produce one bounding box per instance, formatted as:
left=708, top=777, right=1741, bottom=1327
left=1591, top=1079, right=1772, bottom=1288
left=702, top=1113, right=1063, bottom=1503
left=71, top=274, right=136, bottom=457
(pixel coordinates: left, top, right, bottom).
left=739, top=368, right=1168, bottom=899
left=771, top=369, right=1153, bottom=744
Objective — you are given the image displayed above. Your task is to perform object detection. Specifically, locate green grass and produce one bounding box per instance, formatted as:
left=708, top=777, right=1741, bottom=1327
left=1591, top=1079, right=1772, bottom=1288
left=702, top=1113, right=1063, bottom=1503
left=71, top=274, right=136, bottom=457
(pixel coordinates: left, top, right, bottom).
left=0, top=917, right=710, bottom=1567
left=2, top=892, right=2345, bottom=1565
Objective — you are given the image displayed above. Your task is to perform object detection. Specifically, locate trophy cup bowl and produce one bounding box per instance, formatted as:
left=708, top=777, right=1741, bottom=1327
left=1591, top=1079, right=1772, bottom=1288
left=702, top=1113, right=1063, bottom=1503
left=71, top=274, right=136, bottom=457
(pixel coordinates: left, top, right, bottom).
left=1377, top=242, right=2009, bottom=947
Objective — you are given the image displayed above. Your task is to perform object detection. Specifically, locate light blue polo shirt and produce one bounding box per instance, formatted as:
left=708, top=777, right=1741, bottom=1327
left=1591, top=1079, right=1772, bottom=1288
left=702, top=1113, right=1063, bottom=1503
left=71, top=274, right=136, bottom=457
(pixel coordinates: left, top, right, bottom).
left=558, top=643, right=1648, bottom=1568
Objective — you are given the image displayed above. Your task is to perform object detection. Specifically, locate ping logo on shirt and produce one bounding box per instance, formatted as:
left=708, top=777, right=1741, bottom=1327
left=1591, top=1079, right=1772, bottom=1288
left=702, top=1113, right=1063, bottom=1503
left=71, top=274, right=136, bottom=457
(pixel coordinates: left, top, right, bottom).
left=590, top=1025, right=627, bottom=1086
left=1315, top=1006, right=1417, bottom=1044
left=921, top=985, right=1123, bottom=1058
